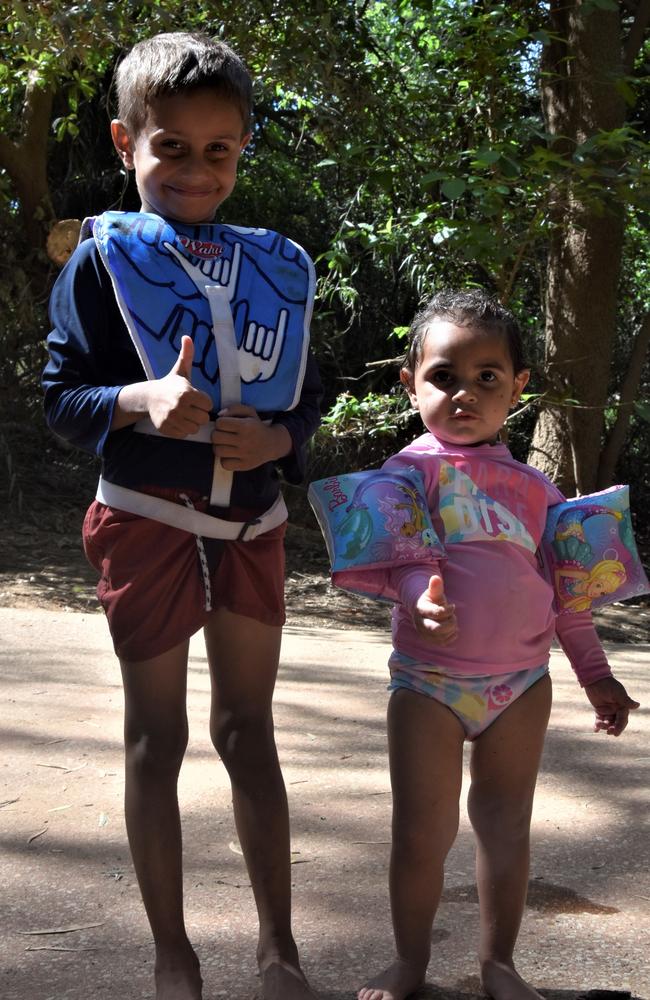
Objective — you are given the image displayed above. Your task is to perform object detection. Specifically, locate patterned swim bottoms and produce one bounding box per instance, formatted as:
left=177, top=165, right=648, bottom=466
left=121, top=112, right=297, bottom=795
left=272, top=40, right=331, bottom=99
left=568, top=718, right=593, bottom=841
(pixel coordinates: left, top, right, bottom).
left=388, top=651, right=549, bottom=740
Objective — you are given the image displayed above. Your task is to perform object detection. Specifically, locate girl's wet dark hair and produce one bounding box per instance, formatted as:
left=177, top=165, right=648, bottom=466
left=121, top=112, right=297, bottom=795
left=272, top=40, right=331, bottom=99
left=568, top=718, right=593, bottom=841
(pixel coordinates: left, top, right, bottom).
left=114, top=31, right=253, bottom=136
left=403, top=289, right=527, bottom=375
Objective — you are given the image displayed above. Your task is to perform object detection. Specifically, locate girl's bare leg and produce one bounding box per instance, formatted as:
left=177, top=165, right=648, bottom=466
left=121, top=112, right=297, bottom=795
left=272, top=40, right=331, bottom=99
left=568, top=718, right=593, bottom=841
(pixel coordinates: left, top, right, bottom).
left=468, top=673, right=552, bottom=1000
left=358, top=689, right=465, bottom=1000
left=120, top=640, right=202, bottom=1000
left=205, top=608, right=317, bottom=1000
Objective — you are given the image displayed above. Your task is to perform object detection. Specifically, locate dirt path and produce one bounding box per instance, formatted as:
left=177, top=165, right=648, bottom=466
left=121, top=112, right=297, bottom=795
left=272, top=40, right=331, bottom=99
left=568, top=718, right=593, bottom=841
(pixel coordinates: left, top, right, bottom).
left=2, top=507, right=649, bottom=999
left=2, top=607, right=649, bottom=1000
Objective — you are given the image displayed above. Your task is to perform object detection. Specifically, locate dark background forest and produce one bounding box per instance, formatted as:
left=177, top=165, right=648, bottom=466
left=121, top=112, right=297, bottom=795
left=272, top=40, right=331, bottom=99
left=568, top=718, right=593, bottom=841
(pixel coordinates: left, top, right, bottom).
left=1, top=0, right=649, bottom=570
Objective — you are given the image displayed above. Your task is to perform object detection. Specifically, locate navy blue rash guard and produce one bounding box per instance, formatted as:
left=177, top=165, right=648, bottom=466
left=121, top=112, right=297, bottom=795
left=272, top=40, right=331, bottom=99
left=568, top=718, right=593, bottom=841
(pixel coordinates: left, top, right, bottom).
left=43, top=237, right=323, bottom=513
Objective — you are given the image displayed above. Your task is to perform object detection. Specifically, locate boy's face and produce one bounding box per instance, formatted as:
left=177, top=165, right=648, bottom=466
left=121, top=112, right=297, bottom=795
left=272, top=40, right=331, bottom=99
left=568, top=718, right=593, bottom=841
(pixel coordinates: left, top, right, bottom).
left=400, top=319, right=529, bottom=446
left=111, top=88, right=251, bottom=224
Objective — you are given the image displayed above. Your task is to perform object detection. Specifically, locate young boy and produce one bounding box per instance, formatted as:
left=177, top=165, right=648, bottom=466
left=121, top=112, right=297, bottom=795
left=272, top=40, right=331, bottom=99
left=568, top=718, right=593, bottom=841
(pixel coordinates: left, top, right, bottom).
left=43, top=32, right=321, bottom=1000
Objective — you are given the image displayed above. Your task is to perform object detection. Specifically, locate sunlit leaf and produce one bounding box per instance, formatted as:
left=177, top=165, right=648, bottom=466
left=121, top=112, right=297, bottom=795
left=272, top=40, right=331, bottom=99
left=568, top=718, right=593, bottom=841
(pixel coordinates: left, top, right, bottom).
left=441, top=178, right=466, bottom=200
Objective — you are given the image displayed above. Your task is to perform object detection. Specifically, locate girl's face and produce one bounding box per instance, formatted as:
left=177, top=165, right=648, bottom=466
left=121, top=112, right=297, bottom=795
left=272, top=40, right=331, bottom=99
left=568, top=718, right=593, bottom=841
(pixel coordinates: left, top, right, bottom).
left=401, top=319, right=530, bottom=446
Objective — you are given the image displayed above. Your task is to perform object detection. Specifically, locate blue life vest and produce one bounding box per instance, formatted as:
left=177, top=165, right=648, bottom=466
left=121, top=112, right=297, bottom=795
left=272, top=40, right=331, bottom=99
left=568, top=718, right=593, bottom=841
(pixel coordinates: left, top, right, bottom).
left=92, top=211, right=315, bottom=412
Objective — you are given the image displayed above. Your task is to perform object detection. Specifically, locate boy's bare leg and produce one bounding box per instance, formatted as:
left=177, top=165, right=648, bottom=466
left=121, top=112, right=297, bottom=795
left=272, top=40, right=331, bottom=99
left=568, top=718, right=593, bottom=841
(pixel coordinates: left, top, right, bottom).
left=120, top=640, right=203, bottom=1000
left=358, top=689, right=465, bottom=1000
left=468, top=673, right=552, bottom=1000
left=205, top=608, right=317, bottom=1000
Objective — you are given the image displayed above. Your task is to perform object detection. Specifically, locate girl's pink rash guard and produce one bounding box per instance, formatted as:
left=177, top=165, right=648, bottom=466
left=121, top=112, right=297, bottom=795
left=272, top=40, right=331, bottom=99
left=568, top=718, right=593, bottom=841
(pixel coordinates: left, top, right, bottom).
left=383, top=433, right=611, bottom=687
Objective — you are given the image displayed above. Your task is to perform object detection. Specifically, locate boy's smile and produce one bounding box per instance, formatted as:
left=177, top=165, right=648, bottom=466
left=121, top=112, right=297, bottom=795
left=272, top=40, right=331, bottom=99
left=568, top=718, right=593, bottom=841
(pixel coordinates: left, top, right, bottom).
left=401, top=320, right=529, bottom=446
left=111, top=89, right=251, bottom=224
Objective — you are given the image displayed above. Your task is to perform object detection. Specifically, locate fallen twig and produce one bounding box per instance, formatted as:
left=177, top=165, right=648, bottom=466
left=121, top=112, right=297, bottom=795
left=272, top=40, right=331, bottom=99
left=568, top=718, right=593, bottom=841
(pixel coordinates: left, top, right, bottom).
left=19, top=922, right=104, bottom=936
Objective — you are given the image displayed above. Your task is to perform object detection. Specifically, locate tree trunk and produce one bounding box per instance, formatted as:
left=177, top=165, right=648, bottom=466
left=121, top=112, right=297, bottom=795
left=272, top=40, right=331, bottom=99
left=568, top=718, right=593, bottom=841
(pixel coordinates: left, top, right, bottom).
left=528, top=0, right=626, bottom=496
left=0, top=77, right=55, bottom=249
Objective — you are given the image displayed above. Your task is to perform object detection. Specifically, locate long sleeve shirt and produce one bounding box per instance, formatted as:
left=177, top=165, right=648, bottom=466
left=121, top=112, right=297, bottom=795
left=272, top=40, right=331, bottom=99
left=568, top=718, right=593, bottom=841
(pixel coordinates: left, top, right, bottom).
left=383, top=433, right=611, bottom=687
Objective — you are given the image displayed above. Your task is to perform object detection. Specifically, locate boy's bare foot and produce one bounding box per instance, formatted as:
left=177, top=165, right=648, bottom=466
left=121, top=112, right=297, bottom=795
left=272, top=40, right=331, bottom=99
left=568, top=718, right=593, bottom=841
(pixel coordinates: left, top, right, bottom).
left=258, top=957, right=319, bottom=999
left=154, top=945, right=203, bottom=1000
left=357, top=958, right=426, bottom=1000
left=481, top=959, right=544, bottom=1000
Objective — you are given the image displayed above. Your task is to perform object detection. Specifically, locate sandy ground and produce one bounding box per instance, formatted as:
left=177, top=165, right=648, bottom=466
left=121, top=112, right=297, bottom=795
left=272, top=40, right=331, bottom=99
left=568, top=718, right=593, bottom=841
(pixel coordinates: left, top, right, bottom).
left=1, top=606, right=648, bottom=1000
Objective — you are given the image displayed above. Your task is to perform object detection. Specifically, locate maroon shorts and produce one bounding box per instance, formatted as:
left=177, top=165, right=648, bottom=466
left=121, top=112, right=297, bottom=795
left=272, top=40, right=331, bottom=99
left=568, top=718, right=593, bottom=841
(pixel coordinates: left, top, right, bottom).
left=82, top=489, right=286, bottom=662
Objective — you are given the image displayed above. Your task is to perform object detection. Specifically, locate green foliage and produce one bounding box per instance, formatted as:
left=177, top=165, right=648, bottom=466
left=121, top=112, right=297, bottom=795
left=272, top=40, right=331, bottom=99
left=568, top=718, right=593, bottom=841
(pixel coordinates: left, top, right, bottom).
left=0, top=1, right=649, bottom=522
left=310, top=387, right=420, bottom=483
left=322, top=391, right=412, bottom=437
left=636, top=400, right=650, bottom=423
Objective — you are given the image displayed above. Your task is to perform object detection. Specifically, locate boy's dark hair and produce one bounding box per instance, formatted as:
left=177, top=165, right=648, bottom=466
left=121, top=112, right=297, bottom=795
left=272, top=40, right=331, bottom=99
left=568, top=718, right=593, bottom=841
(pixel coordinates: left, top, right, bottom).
left=114, top=32, right=253, bottom=136
left=403, top=289, right=527, bottom=374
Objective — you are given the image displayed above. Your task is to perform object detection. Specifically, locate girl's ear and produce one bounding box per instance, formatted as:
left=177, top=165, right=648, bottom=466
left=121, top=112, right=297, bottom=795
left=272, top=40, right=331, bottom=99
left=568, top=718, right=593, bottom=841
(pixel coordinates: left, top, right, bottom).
left=111, top=120, right=135, bottom=169
left=511, top=368, right=530, bottom=407
left=400, top=367, right=418, bottom=408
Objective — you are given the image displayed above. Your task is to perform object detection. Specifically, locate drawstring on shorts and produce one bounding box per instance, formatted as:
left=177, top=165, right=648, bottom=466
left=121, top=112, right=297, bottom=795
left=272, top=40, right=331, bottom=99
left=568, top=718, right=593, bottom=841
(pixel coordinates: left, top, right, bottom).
left=180, top=493, right=212, bottom=612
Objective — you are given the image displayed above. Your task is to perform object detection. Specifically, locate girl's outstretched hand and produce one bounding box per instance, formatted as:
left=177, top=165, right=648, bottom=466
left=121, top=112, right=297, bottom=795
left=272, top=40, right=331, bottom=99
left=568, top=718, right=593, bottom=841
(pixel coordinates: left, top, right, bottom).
left=584, top=676, right=640, bottom=736
left=413, top=574, right=458, bottom=646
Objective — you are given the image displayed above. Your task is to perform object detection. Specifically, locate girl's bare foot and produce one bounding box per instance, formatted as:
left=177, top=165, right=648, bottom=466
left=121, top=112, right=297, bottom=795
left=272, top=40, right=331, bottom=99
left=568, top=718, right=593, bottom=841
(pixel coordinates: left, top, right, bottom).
left=358, top=958, right=426, bottom=1000
left=154, top=944, right=203, bottom=1000
left=258, top=956, right=319, bottom=999
left=481, top=959, right=544, bottom=1000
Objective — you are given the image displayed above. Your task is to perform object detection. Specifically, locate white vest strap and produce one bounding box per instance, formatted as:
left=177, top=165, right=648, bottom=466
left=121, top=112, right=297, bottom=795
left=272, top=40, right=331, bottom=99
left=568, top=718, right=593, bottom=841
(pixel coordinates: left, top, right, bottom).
left=133, top=416, right=215, bottom=444
left=205, top=284, right=240, bottom=508
left=96, top=477, right=287, bottom=541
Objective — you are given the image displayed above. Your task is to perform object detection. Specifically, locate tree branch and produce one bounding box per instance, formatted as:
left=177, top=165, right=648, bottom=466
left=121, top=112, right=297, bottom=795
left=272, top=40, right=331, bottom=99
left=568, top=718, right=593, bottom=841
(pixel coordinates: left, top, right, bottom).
left=0, top=133, right=21, bottom=180
left=624, top=0, right=650, bottom=73
left=0, top=75, right=55, bottom=242
left=22, top=75, right=54, bottom=161
left=597, top=311, right=650, bottom=487
left=499, top=206, right=545, bottom=305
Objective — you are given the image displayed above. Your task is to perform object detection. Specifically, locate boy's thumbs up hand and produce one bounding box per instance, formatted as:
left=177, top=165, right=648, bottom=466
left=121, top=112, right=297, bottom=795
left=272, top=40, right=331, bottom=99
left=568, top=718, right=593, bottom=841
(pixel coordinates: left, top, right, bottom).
left=147, top=335, right=212, bottom=437
left=171, top=333, right=195, bottom=382
left=413, top=574, right=458, bottom=646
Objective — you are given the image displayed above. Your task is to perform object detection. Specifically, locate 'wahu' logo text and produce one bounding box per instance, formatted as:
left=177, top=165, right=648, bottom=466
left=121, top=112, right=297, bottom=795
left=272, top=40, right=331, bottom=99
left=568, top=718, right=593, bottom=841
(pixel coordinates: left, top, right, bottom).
left=323, top=477, right=348, bottom=511
left=177, top=236, right=224, bottom=260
